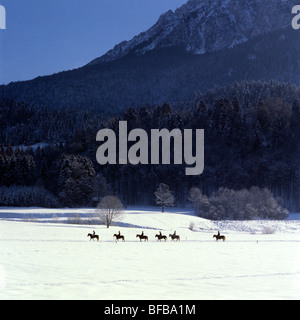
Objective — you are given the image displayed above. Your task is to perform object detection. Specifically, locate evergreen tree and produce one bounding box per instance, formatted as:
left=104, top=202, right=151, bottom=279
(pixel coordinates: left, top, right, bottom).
left=58, top=154, right=95, bottom=207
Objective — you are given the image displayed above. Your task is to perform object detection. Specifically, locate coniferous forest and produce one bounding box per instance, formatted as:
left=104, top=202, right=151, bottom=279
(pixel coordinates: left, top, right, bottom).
left=1, top=80, right=300, bottom=214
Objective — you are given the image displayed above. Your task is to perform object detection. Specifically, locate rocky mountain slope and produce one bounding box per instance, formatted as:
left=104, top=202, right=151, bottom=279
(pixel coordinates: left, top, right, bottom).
left=90, top=0, right=295, bottom=63
left=0, top=0, right=299, bottom=111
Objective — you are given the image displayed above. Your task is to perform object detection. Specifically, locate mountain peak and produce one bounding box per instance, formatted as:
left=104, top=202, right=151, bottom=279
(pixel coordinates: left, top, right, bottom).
left=89, top=0, right=295, bottom=65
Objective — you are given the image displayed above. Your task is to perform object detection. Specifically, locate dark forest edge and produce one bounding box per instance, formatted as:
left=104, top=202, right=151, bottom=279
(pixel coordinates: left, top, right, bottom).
left=0, top=80, right=300, bottom=215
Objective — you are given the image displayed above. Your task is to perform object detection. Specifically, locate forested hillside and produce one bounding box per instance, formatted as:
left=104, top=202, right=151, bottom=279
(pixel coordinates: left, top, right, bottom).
left=0, top=27, right=299, bottom=112
left=1, top=80, right=300, bottom=212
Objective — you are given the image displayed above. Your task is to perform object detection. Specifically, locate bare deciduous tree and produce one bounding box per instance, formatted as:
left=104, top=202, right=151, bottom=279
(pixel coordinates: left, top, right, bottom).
left=96, top=195, right=124, bottom=228
left=154, top=183, right=175, bottom=213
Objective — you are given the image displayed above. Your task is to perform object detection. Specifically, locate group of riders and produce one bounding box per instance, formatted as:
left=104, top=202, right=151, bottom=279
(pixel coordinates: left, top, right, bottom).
left=139, top=230, right=177, bottom=237
left=90, top=230, right=178, bottom=239
left=90, top=230, right=223, bottom=241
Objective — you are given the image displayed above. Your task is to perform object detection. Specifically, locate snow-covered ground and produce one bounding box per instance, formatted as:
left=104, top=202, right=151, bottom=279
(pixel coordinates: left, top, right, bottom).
left=0, top=207, right=300, bottom=300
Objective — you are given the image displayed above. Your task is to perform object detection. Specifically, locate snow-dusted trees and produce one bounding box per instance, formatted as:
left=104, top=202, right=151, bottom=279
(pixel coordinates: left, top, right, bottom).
left=96, top=196, right=124, bottom=228
left=189, top=186, right=288, bottom=220
left=188, top=187, right=210, bottom=217
left=0, top=185, right=59, bottom=207
left=1, top=80, right=300, bottom=210
left=154, top=183, right=175, bottom=213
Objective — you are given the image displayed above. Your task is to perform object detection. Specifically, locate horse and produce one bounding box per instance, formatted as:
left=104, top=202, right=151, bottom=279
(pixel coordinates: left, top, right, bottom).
left=136, top=233, right=148, bottom=242
left=213, top=234, right=226, bottom=242
left=113, top=233, right=125, bottom=242
left=155, top=234, right=167, bottom=242
left=169, top=233, right=180, bottom=242
left=87, top=233, right=99, bottom=241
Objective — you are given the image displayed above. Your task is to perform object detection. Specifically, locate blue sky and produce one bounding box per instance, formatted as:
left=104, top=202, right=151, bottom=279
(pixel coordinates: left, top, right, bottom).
left=0, top=0, right=187, bottom=85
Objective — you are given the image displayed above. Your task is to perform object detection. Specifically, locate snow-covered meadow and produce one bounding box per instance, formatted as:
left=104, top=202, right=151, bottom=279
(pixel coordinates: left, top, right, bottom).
left=1, top=207, right=300, bottom=300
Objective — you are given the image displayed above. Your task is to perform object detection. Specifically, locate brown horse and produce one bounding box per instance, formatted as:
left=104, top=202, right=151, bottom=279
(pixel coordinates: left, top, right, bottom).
left=213, top=234, right=226, bottom=242
left=114, top=233, right=125, bottom=242
left=155, top=234, right=167, bottom=242
left=169, top=233, right=180, bottom=242
left=87, top=233, right=99, bottom=241
left=136, top=233, right=148, bottom=242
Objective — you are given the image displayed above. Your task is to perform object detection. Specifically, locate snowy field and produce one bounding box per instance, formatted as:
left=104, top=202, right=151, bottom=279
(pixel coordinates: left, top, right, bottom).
left=1, top=207, right=300, bottom=300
